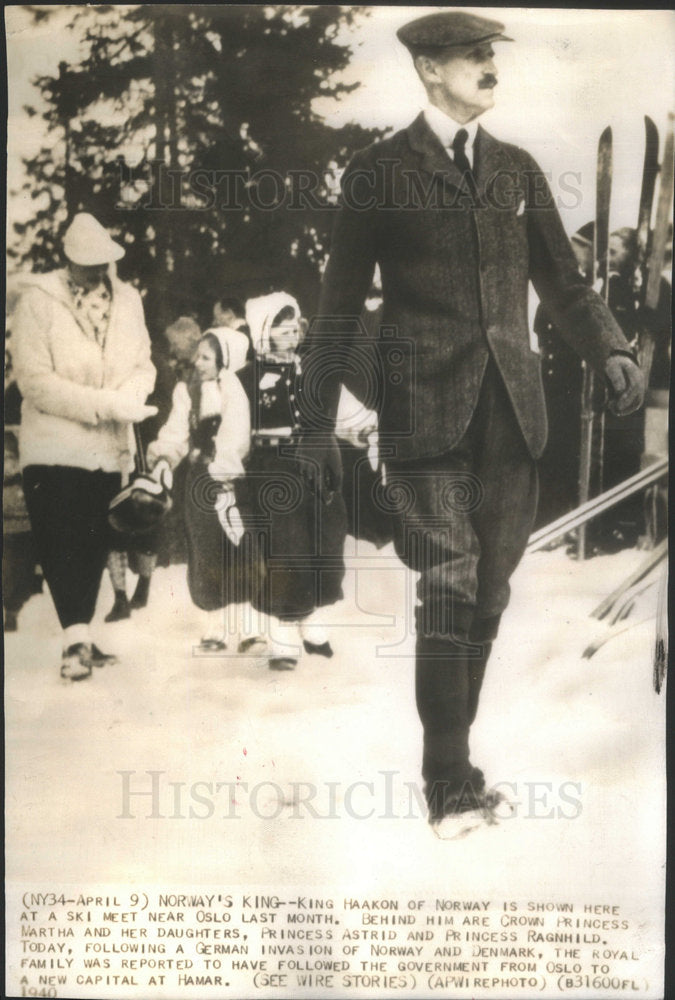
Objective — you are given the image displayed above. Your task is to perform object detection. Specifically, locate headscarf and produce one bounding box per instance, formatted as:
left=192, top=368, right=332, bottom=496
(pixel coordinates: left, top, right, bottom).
left=245, top=292, right=301, bottom=357
left=202, top=325, right=250, bottom=372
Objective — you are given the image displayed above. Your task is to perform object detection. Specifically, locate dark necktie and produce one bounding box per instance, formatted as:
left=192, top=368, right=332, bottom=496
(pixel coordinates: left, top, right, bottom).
left=452, top=128, right=478, bottom=197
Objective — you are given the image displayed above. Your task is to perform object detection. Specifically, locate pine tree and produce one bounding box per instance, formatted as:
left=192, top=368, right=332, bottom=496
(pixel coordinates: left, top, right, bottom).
left=10, top=5, right=380, bottom=333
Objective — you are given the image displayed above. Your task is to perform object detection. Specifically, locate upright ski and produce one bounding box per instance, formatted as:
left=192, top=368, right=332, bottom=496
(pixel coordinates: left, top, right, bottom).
left=635, top=115, right=661, bottom=378
left=636, top=116, right=659, bottom=273
left=645, top=112, right=674, bottom=310
left=578, top=126, right=612, bottom=559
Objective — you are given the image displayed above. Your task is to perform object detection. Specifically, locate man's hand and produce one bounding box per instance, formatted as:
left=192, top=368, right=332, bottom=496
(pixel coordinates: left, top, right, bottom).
left=604, top=354, right=645, bottom=416
left=296, top=433, right=343, bottom=505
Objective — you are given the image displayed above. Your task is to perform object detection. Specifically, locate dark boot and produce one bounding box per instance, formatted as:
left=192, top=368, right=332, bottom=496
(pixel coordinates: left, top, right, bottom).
left=467, top=642, right=491, bottom=725
left=416, top=636, right=473, bottom=794
left=4, top=609, right=18, bottom=632
left=129, top=575, right=151, bottom=610
left=466, top=615, right=500, bottom=725
left=104, top=589, right=130, bottom=622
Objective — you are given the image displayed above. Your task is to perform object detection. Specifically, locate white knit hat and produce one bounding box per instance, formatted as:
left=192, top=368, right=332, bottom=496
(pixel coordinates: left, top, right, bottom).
left=245, top=292, right=301, bottom=356
left=63, top=213, right=125, bottom=266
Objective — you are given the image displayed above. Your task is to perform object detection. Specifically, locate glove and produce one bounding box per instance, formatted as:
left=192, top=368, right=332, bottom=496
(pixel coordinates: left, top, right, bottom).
left=97, top=389, right=158, bottom=424
left=604, top=354, right=645, bottom=417
left=150, top=458, right=173, bottom=492
left=295, top=432, right=343, bottom=505
left=214, top=487, right=245, bottom=546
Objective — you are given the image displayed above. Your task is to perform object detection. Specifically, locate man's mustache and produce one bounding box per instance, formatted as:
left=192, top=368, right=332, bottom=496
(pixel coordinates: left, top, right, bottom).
left=478, top=75, right=498, bottom=89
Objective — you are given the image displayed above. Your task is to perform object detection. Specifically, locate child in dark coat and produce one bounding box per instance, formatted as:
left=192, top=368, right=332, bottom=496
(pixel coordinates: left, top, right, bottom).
left=221, top=292, right=347, bottom=668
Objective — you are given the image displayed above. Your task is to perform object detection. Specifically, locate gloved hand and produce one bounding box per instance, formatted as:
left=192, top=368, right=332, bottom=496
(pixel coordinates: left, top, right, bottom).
left=214, top=487, right=245, bottom=546
left=295, top=432, right=343, bottom=505
left=97, top=389, right=158, bottom=424
left=150, top=458, right=173, bottom=492
left=604, top=354, right=645, bottom=416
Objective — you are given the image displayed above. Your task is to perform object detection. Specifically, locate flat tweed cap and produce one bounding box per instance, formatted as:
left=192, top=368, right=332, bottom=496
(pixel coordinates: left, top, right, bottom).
left=397, top=11, right=513, bottom=51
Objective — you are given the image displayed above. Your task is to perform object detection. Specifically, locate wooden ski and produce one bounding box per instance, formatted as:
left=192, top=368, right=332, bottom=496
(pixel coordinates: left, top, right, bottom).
left=645, top=112, right=674, bottom=310
left=607, top=575, right=658, bottom=626
left=582, top=615, right=656, bottom=660
left=653, top=565, right=668, bottom=693
left=578, top=126, right=612, bottom=559
left=637, top=113, right=674, bottom=388
left=527, top=456, right=668, bottom=553
left=636, top=116, right=659, bottom=272
left=590, top=537, right=667, bottom=620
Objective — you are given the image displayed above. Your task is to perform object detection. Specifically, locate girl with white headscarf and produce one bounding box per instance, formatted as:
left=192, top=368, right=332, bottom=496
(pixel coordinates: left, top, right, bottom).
left=229, top=292, right=347, bottom=669
left=146, top=328, right=261, bottom=651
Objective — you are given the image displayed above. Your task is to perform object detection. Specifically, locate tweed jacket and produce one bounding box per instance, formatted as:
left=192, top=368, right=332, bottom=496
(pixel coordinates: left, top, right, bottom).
left=315, top=114, right=630, bottom=460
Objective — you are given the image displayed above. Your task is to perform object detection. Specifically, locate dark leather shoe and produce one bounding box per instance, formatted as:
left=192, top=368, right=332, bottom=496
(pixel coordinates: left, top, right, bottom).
left=428, top=781, right=512, bottom=839
left=129, top=576, right=150, bottom=610
left=198, top=638, right=227, bottom=652
left=269, top=657, right=297, bottom=671
left=302, top=639, right=333, bottom=658
left=90, top=644, right=119, bottom=668
left=60, top=643, right=93, bottom=682
left=105, top=591, right=131, bottom=622
left=425, top=770, right=489, bottom=825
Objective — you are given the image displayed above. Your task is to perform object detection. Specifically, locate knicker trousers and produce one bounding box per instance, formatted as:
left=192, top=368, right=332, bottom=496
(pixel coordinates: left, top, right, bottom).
left=387, top=357, right=539, bottom=789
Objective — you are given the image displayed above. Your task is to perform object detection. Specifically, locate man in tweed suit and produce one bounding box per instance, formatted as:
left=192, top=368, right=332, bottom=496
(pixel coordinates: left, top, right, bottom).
left=298, top=11, right=644, bottom=837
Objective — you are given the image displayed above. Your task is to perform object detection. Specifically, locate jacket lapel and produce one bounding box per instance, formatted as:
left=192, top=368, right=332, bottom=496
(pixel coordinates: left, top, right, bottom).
left=406, top=115, right=515, bottom=204
left=405, top=112, right=472, bottom=196
left=474, top=125, right=513, bottom=196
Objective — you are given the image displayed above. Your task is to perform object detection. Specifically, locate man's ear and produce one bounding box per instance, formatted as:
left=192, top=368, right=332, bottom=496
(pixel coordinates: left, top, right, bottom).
left=414, top=54, right=438, bottom=85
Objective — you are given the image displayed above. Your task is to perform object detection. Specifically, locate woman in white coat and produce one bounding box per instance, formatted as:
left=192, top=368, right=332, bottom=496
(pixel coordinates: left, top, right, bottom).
left=12, top=213, right=156, bottom=681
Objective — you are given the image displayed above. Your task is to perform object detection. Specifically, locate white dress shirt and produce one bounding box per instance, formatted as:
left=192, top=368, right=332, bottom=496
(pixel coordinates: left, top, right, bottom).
left=424, top=104, right=478, bottom=169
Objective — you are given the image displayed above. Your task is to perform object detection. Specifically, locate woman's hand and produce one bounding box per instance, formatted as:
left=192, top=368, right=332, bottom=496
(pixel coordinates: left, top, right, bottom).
left=97, top=389, right=157, bottom=424
left=150, top=458, right=173, bottom=491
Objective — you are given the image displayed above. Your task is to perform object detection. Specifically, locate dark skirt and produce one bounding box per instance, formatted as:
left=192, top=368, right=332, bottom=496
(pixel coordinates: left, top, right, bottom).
left=183, top=458, right=261, bottom=611
left=242, top=445, right=347, bottom=621
left=338, top=440, right=393, bottom=549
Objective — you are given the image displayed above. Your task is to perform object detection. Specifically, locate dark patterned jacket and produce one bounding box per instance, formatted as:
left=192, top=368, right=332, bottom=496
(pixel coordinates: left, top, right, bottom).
left=314, top=114, right=630, bottom=460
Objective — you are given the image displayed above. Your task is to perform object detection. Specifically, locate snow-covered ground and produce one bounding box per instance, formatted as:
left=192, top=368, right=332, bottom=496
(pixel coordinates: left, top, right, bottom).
left=5, top=539, right=666, bottom=992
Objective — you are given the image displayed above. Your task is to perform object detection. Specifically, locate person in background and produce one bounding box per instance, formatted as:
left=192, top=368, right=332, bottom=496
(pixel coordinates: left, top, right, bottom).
left=603, top=227, right=671, bottom=549
left=104, top=315, right=203, bottom=619
left=208, top=294, right=253, bottom=373
left=11, top=212, right=156, bottom=680
left=533, top=223, right=592, bottom=529
left=145, top=329, right=255, bottom=651
left=228, top=292, right=347, bottom=669
left=3, top=349, right=43, bottom=632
